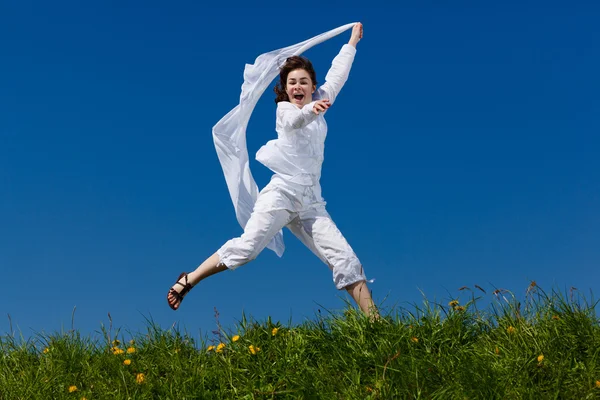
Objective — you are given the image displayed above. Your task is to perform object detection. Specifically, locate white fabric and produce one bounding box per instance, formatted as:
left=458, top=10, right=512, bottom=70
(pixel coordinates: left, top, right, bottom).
left=217, top=177, right=366, bottom=289
left=212, top=23, right=356, bottom=257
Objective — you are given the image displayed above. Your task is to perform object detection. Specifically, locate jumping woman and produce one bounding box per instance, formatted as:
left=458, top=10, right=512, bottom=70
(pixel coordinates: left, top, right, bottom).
left=167, top=22, right=377, bottom=318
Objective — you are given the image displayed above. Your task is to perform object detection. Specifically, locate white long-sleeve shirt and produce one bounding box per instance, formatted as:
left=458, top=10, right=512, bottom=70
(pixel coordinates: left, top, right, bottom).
left=255, top=44, right=357, bottom=187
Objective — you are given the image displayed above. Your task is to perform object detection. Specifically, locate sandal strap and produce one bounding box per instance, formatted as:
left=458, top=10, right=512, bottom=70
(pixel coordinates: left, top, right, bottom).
left=167, top=272, right=194, bottom=310
left=168, top=287, right=183, bottom=301
left=174, top=272, right=193, bottom=298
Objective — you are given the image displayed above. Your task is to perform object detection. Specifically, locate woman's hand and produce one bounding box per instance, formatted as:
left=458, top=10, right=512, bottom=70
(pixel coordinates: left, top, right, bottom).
left=312, top=99, right=331, bottom=115
left=349, top=22, right=363, bottom=48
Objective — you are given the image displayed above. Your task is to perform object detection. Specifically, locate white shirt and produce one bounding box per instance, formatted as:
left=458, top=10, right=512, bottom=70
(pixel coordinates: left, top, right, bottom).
left=256, top=44, right=357, bottom=187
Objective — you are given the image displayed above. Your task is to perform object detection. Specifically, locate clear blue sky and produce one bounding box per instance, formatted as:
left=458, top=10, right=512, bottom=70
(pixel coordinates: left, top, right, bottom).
left=1, top=1, right=598, bottom=340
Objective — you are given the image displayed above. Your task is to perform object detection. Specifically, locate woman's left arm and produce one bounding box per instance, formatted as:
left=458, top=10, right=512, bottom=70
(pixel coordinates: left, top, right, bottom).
left=317, top=23, right=363, bottom=105
left=348, top=22, right=363, bottom=48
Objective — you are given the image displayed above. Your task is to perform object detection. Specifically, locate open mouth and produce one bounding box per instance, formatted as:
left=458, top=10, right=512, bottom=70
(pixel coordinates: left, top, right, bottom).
left=293, top=94, right=305, bottom=102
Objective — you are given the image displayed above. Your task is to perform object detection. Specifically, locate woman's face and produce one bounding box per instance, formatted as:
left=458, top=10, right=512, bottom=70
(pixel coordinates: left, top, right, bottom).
left=286, top=69, right=316, bottom=108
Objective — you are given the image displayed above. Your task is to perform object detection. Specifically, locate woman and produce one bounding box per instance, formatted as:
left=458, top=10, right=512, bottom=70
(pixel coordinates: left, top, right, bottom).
left=168, top=23, right=376, bottom=317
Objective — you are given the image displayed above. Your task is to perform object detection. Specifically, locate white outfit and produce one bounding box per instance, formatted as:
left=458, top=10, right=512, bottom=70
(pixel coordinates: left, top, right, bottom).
left=217, top=44, right=366, bottom=290
left=212, top=23, right=356, bottom=257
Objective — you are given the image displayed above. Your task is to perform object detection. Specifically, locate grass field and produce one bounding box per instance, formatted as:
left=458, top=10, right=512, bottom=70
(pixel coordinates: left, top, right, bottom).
left=2, top=283, right=599, bottom=399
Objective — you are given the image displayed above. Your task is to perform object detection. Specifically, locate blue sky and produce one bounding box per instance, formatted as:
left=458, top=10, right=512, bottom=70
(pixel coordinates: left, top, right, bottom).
left=1, top=1, right=598, bottom=340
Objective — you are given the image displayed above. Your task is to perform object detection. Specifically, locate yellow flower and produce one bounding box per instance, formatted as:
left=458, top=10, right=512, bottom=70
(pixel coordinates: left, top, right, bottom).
left=68, top=385, right=78, bottom=393
left=272, top=327, right=279, bottom=336
left=216, top=343, right=225, bottom=353
left=448, top=300, right=459, bottom=307
left=411, top=337, right=419, bottom=343
left=537, top=354, right=544, bottom=363
left=81, top=397, right=88, bottom=400
left=43, top=347, right=50, bottom=354
left=112, top=339, right=120, bottom=346
left=123, top=359, right=131, bottom=366
left=127, top=347, right=136, bottom=354
left=552, top=315, right=560, bottom=321
left=112, top=347, right=125, bottom=355
left=507, top=326, right=516, bottom=334
left=249, top=345, right=261, bottom=355
left=232, top=335, right=240, bottom=342
left=136, top=373, right=145, bottom=384
left=206, top=345, right=215, bottom=352
left=495, top=346, right=500, bottom=355
left=454, top=306, right=465, bottom=312
left=596, top=380, right=600, bottom=388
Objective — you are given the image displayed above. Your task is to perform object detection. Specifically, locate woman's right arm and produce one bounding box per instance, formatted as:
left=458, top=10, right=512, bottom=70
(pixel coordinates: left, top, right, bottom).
left=277, top=100, right=330, bottom=130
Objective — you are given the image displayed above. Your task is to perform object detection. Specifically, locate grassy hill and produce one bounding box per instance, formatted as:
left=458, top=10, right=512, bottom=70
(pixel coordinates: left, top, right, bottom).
left=2, top=284, right=599, bottom=399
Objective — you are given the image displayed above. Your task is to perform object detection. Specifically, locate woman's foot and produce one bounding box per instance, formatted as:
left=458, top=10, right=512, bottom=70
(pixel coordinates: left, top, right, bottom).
left=167, top=272, right=193, bottom=310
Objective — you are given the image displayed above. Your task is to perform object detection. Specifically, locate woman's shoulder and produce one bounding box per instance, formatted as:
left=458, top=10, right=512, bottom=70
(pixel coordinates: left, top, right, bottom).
left=276, top=101, right=302, bottom=114
left=277, top=101, right=294, bottom=108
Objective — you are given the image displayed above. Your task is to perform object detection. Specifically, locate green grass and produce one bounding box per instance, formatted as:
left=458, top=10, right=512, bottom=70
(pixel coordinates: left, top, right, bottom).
left=2, top=284, right=600, bottom=399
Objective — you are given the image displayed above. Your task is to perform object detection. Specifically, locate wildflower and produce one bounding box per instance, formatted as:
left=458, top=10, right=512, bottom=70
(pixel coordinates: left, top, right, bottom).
left=129, top=339, right=135, bottom=345
left=506, top=326, right=516, bottom=334
left=249, top=345, right=261, bottom=355
left=81, top=397, right=88, bottom=400
left=68, top=385, right=78, bottom=393
left=127, top=347, right=136, bottom=354
left=123, top=359, right=131, bottom=366
left=216, top=343, right=225, bottom=353
left=596, top=380, right=600, bottom=388
left=272, top=327, right=279, bottom=336
left=232, top=335, right=240, bottom=342
left=43, top=347, right=50, bottom=354
left=552, top=315, right=560, bottom=321
left=112, top=347, right=125, bottom=355
left=448, top=300, right=459, bottom=307
left=537, top=354, right=544, bottom=363
left=206, top=345, right=215, bottom=352
left=136, top=373, right=145, bottom=384
left=454, top=306, right=465, bottom=312
left=495, top=346, right=500, bottom=355
left=526, top=281, right=537, bottom=295
left=411, top=337, right=419, bottom=343
left=112, top=339, right=120, bottom=346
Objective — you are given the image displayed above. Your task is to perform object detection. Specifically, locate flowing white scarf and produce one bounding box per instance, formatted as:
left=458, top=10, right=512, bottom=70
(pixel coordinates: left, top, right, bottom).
left=212, top=23, right=356, bottom=257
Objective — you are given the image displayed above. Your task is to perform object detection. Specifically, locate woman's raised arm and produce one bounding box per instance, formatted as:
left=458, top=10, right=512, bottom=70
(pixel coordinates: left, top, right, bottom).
left=316, top=22, right=363, bottom=104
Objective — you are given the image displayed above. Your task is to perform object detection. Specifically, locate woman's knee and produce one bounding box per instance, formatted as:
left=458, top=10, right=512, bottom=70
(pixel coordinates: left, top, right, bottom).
left=217, top=238, right=260, bottom=269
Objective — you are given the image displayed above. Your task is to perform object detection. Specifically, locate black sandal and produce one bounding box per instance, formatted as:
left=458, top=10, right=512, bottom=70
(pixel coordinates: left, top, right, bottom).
left=167, top=272, right=193, bottom=310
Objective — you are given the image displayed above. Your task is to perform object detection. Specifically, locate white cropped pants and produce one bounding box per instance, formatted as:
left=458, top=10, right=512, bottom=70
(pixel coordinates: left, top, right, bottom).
left=217, top=182, right=366, bottom=290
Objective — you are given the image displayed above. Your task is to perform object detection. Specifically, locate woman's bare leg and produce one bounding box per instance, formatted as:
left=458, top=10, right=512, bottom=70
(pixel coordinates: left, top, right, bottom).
left=167, top=206, right=293, bottom=309
left=167, top=252, right=227, bottom=309
left=187, top=252, right=227, bottom=284
left=345, top=280, right=378, bottom=318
